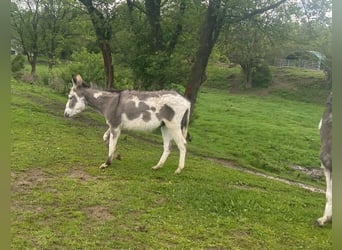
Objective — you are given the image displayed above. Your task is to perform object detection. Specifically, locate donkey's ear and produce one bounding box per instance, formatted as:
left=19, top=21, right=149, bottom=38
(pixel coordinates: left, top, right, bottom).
left=71, top=74, right=83, bottom=86
left=82, top=81, right=91, bottom=88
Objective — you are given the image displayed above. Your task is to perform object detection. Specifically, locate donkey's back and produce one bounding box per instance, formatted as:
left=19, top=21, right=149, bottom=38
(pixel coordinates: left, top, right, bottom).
left=115, top=90, right=190, bottom=132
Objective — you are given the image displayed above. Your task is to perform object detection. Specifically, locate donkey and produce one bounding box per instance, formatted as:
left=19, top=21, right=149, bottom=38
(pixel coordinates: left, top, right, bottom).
left=64, top=74, right=191, bottom=174
left=316, top=92, right=332, bottom=226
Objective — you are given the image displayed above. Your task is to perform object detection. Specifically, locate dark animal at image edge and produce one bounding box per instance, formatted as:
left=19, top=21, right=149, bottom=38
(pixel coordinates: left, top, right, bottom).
left=316, top=92, right=332, bottom=226
left=64, top=74, right=191, bottom=174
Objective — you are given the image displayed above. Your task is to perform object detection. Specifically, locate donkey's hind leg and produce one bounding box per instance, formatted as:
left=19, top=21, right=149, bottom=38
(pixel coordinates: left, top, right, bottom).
left=100, top=128, right=121, bottom=169
left=317, top=164, right=332, bottom=226
left=152, top=127, right=172, bottom=171
left=170, top=127, right=187, bottom=174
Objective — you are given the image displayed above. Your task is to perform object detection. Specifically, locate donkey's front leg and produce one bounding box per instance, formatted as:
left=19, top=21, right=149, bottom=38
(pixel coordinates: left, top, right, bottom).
left=99, top=128, right=121, bottom=169
left=103, top=128, right=110, bottom=145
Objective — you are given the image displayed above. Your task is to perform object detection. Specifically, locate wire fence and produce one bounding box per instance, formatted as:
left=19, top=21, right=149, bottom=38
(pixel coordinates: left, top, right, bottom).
left=274, top=59, right=322, bottom=71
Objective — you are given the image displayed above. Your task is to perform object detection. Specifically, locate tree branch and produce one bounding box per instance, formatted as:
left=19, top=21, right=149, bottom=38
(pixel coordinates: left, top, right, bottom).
left=233, top=0, right=288, bottom=23
left=126, top=0, right=146, bottom=14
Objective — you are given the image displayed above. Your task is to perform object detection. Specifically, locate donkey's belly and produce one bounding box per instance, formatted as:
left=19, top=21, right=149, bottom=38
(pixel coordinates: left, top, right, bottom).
left=121, top=114, right=162, bottom=131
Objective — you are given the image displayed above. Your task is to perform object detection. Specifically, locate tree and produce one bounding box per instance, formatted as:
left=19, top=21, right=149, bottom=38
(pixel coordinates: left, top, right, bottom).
left=184, top=0, right=287, bottom=116
left=40, top=0, right=73, bottom=69
left=78, top=0, right=116, bottom=90
left=125, top=0, right=189, bottom=89
left=11, top=0, right=41, bottom=76
left=220, top=8, right=291, bottom=89
left=297, top=0, right=332, bottom=83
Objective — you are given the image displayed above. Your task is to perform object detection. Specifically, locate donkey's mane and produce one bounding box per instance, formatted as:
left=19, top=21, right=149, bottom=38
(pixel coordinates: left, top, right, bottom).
left=83, top=81, right=126, bottom=94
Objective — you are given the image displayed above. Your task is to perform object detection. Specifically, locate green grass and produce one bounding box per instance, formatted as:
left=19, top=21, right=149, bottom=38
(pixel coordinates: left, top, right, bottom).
left=11, top=79, right=331, bottom=249
left=205, top=64, right=330, bottom=105
left=205, top=63, right=238, bottom=89
left=270, top=67, right=331, bottom=104
left=189, top=87, right=324, bottom=185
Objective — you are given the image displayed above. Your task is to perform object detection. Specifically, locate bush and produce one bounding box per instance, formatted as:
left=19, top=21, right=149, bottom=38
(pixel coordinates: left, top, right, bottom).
left=67, top=48, right=105, bottom=87
left=252, top=64, right=272, bottom=88
left=114, top=67, right=134, bottom=90
left=11, top=54, right=25, bottom=73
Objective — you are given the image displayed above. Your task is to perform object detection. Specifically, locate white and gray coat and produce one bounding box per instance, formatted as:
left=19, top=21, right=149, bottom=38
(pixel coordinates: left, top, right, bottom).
left=317, top=92, right=332, bottom=226
left=64, top=75, right=191, bottom=174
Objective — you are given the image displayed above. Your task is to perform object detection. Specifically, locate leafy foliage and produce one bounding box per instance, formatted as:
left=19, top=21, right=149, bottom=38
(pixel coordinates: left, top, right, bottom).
left=252, top=63, right=272, bottom=88
left=66, top=48, right=105, bottom=86
left=11, top=54, right=25, bottom=73
left=10, top=0, right=332, bottom=94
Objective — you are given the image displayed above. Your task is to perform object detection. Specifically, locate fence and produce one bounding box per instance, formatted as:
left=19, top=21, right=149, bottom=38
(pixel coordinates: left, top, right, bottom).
left=274, top=58, right=322, bottom=71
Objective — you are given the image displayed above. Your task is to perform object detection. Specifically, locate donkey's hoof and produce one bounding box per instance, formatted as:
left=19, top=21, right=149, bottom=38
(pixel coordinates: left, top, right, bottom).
left=99, top=163, right=108, bottom=169
left=152, top=165, right=161, bottom=170
left=315, top=217, right=331, bottom=227
left=174, top=168, right=182, bottom=174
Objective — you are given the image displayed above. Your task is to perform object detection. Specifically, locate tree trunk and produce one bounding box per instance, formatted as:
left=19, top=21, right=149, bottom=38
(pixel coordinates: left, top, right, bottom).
left=145, top=0, right=163, bottom=52
left=26, top=51, right=37, bottom=77
left=241, top=64, right=253, bottom=89
left=47, top=50, right=55, bottom=70
left=100, top=42, right=114, bottom=90
left=184, top=0, right=222, bottom=116
left=184, top=0, right=287, bottom=116
left=25, top=51, right=37, bottom=83
left=31, top=59, right=37, bottom=76
left=30, top=57, right=37, bottom=76
left=79, top=0, right=114, bottom=90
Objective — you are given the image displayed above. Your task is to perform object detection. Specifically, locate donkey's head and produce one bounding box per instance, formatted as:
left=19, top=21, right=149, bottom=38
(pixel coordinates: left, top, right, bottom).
left=64, top=74, right=87, bottom=117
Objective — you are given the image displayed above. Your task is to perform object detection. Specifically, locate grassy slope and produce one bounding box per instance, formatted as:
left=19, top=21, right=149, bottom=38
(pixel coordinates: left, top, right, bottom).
left=11, top=80, right=331, bottom=249
left=206, top=64, right=331, bottom=105
left=190, top=88, right=323, bottom=183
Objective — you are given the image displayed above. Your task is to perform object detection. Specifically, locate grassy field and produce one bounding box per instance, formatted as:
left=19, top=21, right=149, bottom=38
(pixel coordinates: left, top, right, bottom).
left=11, top=76, right=331, bottom=249
left=190, top=88, right=324, bottom=184
left=205, top=63, right=330, bottom=105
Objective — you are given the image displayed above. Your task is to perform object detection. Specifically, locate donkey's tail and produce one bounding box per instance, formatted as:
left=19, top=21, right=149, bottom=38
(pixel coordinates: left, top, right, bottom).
left=181, top=108, right=191, bottom=142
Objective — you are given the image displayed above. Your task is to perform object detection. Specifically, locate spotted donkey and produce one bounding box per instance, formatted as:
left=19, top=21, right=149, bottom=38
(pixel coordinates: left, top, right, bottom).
left=317, top=92, right=332, bottom=226
left=64, top=74, right=191, bottom=174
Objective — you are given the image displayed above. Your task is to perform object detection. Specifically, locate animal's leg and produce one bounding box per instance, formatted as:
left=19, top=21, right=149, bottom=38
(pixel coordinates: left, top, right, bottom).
left=99, top=128, right=121, bottom=169
left=103, top=128, right=110, bottom=144
left=152, top=127, right=172, bottom=170
left=317, top=164, right=332, bottom=226
left=169, top=128, right=187, bottom=174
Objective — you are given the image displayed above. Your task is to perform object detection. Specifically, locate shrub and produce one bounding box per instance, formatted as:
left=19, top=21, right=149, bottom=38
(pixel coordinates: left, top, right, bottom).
left=114, top=67, right=134, bottom=90
left=11, top=54, right=25, bottom=74
left=252, top=64, right=272, bottom=88
left=67, top=48, right=105, bottom=87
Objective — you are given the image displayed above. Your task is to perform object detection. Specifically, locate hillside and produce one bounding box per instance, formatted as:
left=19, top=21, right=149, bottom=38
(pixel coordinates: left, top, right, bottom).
left=206, top=64, right=331, bottom=105
left=11, top=79, right=331, bottom=249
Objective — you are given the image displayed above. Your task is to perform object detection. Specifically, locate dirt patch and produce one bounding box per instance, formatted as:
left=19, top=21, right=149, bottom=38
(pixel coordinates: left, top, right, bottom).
left=290, top=165, right=323, bottom=180
left=84, top=205, right=114, bottom=221
left=208, top=157, right=325, bottom=194
left=155, top=197, right=167, bottom=205
left=231, top=184, right=265, bottom=192
left=69, top=169, right=97, bottom=182
left=11, top=168, right=52, bottom=213
left=11, top=168, right=51, bottom=193
left=12, top=168, right=96, bottom=193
